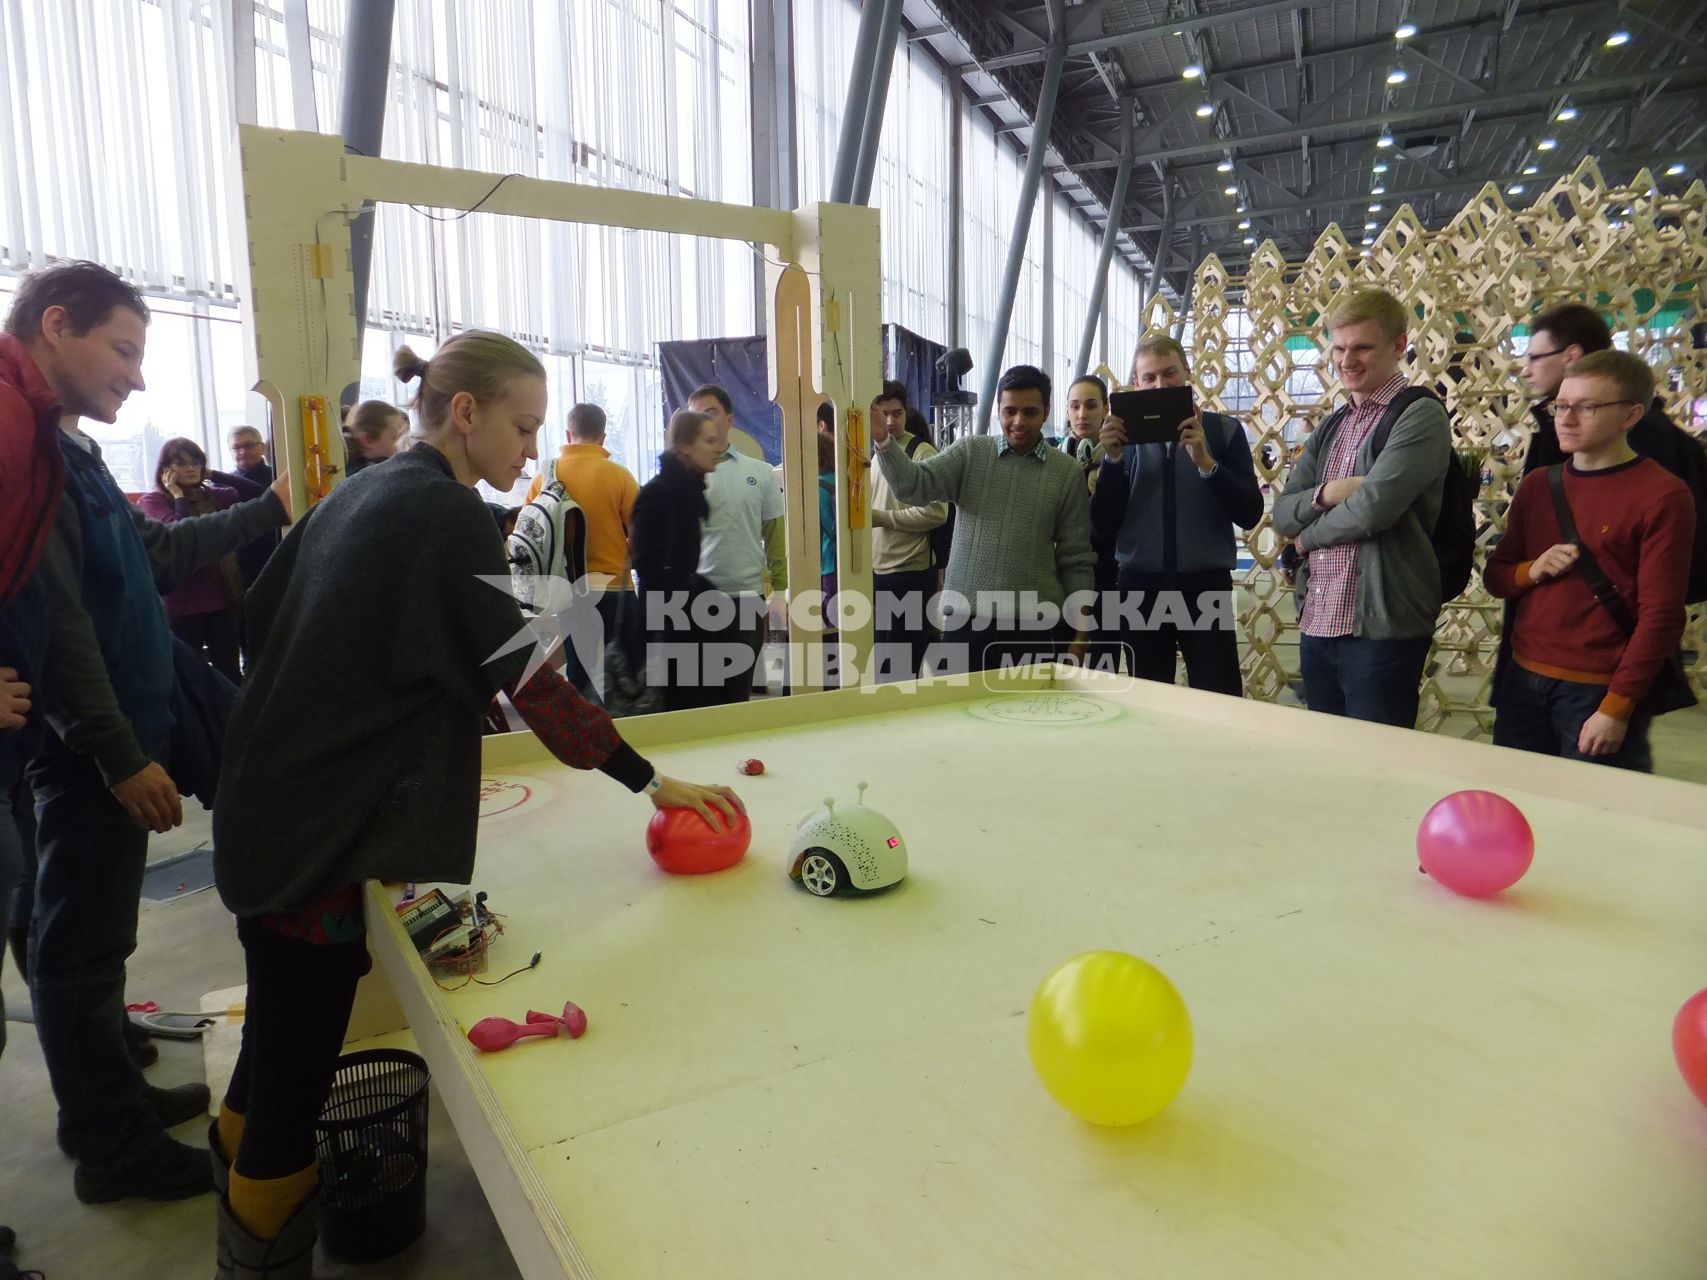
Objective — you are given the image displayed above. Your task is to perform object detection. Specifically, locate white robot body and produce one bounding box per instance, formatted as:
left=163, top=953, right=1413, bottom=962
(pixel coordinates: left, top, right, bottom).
left=787, top=783, right=907, bottom=896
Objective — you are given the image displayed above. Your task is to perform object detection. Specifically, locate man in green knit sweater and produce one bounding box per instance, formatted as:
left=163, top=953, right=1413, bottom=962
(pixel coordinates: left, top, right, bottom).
left=874, top=365, right=1095, bottom=673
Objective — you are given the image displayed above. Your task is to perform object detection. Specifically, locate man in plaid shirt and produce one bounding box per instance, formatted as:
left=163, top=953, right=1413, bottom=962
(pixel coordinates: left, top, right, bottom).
left=1274, top=289, right=1452, bottom=727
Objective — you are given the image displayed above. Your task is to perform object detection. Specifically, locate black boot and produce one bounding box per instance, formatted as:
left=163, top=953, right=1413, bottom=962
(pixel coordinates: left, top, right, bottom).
left=149, top=1079, right=213, bottom=1129
left=58, top=1080, right=211, bottom=1157
left=73, top=1135, right=216, bottom=1205
left=220, top=1191, right=323, bottom=1280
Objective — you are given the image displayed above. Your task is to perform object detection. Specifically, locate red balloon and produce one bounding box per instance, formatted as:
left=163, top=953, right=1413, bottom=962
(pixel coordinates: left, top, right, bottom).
left=1674, top=987, right=1707, bottom=1110
left=645, top=805, right=751, bottom=875
left=1416, top=790, right=1534, bottom=897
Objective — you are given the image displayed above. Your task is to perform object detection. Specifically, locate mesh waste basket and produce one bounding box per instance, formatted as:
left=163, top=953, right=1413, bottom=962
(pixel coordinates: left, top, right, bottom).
left=313, top=1048, right=430, bottom=1263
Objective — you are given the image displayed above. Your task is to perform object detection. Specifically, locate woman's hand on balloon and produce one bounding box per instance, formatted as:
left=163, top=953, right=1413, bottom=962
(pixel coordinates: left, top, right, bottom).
left=650, top=776, right=742, bottom=832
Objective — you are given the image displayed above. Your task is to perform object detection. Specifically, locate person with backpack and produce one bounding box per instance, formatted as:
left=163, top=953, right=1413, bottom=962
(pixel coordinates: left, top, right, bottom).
left=1273, top=289, right=1453, bottom=728
left=1518, top=302, right=1707, bottom=604
left=522, top=403, right=645, bottom=704
left=1486, top=351, right=1696, bottom=770
left=1092, top=338, right=1262, bottom=695
left=868, top=382, right=947, bottom=681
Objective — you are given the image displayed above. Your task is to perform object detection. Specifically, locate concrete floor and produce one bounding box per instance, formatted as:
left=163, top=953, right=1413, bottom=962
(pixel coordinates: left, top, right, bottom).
left=4, top=698, right=1705, bottom=1280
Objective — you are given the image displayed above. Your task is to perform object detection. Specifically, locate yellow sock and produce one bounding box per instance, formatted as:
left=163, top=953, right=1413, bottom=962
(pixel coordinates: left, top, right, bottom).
left=228, top=1164, right=319, bottom=1239
left=216, top=1106, right=246, bottom=1165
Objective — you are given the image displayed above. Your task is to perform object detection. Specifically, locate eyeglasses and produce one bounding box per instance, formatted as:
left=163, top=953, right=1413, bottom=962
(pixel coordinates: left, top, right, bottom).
left=1521, top=347, right=1567, bottom=365
left=1552, top=399, right=1635, bottom=419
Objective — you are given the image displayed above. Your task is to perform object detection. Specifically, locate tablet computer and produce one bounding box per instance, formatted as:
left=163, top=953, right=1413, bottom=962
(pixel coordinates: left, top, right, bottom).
left=1109, top=386, right=1195, bottom=446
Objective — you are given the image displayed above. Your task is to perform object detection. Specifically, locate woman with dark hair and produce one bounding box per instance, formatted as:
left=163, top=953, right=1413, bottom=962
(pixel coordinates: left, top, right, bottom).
left=341, top=398, right=408, bottom=476
left=630, top=410, right=725, bottom=710
left=136, top=437, right=266, bottom=683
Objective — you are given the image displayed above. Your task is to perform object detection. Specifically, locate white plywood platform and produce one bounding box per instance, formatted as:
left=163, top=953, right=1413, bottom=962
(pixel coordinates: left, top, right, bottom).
left=362, top=669, right=1707, bottom=1279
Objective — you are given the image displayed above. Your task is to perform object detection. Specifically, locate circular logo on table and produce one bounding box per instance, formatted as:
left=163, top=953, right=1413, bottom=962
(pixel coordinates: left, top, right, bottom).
left=966, top=693, right=1122, bottom=727
left=478, top=774, right=556, bottom=822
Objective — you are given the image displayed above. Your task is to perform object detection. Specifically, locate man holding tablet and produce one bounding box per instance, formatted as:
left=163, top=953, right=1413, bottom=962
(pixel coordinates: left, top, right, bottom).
left=1092, top=334, right=1262, bottom=694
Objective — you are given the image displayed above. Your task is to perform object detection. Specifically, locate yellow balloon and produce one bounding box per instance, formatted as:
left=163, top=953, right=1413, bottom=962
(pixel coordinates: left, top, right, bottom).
left=1026, top=950, right=1193, bottom=1126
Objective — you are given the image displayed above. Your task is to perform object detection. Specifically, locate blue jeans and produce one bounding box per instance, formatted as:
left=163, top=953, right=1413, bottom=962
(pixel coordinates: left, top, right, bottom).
left=1492, top=664, right=1653, bottom=772
left=27, top=742, right=166, bottom=1166
left=1299, top=634, right=1432, bottom=728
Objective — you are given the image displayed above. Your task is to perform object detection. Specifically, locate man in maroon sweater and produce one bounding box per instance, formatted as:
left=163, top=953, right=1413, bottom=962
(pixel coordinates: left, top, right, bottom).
left=1486, top=351, right=1696, bottom=770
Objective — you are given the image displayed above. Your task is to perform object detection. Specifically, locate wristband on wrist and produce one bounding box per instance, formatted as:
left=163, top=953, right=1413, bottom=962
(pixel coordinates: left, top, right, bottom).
left=644, top=775, right=663, bottom=796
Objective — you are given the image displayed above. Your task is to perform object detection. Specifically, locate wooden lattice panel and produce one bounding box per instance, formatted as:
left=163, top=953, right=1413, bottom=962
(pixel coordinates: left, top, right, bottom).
left=1163, top=158, right=1707, bottom=733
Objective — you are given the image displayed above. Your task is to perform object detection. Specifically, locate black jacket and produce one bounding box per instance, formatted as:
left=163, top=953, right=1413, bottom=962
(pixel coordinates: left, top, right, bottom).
left=230, top=462, right=278, bottom=588
left=631, top=453, right=714, bottom=599
left=1523, top=397, right=1691, bottom=476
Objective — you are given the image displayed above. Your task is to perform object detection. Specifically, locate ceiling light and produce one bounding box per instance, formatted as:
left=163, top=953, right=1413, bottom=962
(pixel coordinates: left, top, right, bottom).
left=1555, top=106, right=1578, bottom=121
left=1386, top=68, right=1409, bottom=85
left=1372, top=185, right=1387, bottom=195
left=1369, top=203, right=1384, bottom=212
left=1238, top=219, right=1252, bottom=230
left=1195, top=101, right=1216, bottom=118
left=1372, top=162, right=1389, bottom=174
left=1507, top=183, right=1524, bottom=195
left=1522, top=164, right=1539, bottom=175
left=1364, top=220, right=1378, bottom=230
left=1377, top=132, right=1395, bottom=149
left=1243, top=236, right=1256, bottom=245
left=1183, top=63, right=1204, bottom=79
left=1236, top=203, right=1246, bottom=212
left=1604, top=30, right=1630, bottom=47
left=1216, top=159, right=1234, bottom=172
left=1362, top=236, right=1375, bottom=245
left=1537, top=137, right=1558, bottom=151
left=1666, top=163, right=1685, bottom=176
left=1223, top=185, right=1238, bottom=195
left=1395, top=22, right=1418, bottom=40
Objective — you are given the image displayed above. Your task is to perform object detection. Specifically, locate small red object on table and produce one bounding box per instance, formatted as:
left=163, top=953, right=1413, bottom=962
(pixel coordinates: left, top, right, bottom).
left=738, top=758, right=765, bottom=776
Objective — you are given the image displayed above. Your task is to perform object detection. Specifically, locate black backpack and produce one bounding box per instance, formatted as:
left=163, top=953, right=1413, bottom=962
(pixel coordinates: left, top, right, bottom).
left=1318, top=387, right=1477, bottom=603
left=1650, top=414, right=1707, bottom=604
left=903, top=433, right=955, bottom=571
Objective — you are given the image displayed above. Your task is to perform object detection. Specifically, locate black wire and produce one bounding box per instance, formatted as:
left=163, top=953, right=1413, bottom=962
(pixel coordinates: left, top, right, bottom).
left=473, top=951, right=543, bottom=986
left=408, top=172, right=528, bottom=222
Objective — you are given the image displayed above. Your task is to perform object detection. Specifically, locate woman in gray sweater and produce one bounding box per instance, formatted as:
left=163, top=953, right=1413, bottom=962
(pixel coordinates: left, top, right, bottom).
left=208, top=331, right=740, bottom=1277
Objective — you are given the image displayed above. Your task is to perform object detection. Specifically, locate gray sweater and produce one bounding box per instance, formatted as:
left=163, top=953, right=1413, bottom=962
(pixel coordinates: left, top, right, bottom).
left=1272, top=393, right=1451, bottom=639
left=874, top=434, right=1095, bottom=620
left=214, top=445, right=650, bottom=916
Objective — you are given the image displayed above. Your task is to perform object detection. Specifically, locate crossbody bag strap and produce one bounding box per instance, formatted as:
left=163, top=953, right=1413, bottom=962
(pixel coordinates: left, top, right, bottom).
left=1546, top=464, right=1637, bottom=636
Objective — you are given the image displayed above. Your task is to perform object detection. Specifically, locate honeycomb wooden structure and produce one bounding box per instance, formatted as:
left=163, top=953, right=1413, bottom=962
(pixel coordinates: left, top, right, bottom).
left=1094, top=158, right=1706, bottom=735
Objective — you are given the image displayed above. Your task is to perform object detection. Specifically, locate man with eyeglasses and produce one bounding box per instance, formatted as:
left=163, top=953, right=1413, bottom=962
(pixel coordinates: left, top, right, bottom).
left=1519, top=304, right=1694, bottom=476
left=1517, top=303, right=1707, bottom=602
left=228, top=426, right=278, bottom=589
left=1487, top=350, right=1695, bottom=770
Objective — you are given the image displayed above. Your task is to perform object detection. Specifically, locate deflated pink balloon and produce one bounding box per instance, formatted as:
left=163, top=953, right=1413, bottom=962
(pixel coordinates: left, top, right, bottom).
left=1416, top=790, right=1534, bottom=897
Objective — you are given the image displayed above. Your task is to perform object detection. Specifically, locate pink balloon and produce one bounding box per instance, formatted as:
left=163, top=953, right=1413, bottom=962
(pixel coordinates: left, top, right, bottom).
left=1674, top=988, right=1707, bottom=1110
left=1416, top=790, right=1534, bottom=897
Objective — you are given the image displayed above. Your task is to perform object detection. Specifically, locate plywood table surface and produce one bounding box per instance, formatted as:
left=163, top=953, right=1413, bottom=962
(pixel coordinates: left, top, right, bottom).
left=363, top=671, right=1707, bottom=1280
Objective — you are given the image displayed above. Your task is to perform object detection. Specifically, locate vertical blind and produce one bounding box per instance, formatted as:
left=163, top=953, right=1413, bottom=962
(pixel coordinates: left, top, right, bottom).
left=2, top=0, right=1147, bottom=480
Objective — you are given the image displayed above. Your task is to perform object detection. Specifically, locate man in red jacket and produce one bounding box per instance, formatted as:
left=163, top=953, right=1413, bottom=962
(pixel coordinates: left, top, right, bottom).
left=1486, top=350, right=1696, bottom=770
